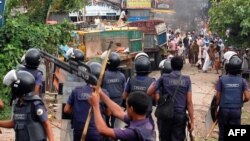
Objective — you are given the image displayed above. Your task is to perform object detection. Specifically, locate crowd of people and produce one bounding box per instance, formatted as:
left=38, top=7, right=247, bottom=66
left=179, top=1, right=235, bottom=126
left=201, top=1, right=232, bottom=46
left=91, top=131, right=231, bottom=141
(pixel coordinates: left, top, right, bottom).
left=164, top=29, right=250, bottom=76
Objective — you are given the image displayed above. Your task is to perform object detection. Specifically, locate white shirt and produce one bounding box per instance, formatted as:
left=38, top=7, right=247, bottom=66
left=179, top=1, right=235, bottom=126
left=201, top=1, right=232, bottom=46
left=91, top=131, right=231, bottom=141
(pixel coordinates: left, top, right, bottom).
left=119, top=11, right=126, bottom=20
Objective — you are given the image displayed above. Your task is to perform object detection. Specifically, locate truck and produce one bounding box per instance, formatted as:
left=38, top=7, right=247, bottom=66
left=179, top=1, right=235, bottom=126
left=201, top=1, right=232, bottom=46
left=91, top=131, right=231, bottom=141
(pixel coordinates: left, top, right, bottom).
left=127, top=20, right=167, bottom=70
left=61, top=27, right=144, bottom=79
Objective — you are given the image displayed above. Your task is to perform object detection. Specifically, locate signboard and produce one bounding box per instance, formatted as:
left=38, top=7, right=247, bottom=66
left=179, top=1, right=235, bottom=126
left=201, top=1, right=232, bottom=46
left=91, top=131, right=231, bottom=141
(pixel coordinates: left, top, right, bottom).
left=0, top=0, right=6, bottom=27
left=155, top=23, right=167, bottom=34
left=156, top=0, right=175, bottom=9
left=85, top=2, right=120, bottom=16
left=127, top=0, right=151, bottom=9
left=69, top=2, right=121, bottom=17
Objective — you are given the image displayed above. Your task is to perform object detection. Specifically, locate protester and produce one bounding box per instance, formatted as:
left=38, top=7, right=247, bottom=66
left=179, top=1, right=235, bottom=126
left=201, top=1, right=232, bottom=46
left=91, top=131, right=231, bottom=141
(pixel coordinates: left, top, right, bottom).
left=89, top=90, right=156, bottom=140
left=190, top=40, right=199, bottom=66
left=148, top=56, right=194, bottom=141
left=242, top=48, right=249, bottom=71
left=1, top=70, right=54, bottom=141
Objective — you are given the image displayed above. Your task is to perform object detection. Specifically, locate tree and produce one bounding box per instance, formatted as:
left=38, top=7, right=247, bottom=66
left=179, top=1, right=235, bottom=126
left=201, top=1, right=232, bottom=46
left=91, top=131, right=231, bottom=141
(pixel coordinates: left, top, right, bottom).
left=0, top=0, right=84, bottom=119
left=7, top=0, right=86, bottom=23
left=208, top=0, right=250, bottom=47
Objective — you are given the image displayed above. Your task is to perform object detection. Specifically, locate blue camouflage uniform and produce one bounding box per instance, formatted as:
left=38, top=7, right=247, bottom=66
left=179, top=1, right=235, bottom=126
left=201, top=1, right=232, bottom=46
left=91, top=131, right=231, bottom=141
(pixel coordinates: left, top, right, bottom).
left=216, top=75, right=249, bottom=141
left=67, top=84, right=108, bottom=141
left=153, top=71, right=192, bottom=141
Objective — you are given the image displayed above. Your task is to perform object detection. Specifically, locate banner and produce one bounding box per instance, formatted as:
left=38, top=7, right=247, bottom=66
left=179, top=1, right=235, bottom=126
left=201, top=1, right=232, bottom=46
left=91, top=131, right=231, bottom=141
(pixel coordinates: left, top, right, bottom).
left=0, top=0, right=6, bottom=27
left=156, top=0, right=175, bottom=9
left=127, top=0, right=151, bottom=9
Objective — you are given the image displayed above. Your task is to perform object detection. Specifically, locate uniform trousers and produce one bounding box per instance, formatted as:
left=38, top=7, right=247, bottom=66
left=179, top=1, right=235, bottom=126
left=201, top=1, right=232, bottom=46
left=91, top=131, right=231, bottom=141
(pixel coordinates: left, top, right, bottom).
left=218, top=108, right=241, bottom=141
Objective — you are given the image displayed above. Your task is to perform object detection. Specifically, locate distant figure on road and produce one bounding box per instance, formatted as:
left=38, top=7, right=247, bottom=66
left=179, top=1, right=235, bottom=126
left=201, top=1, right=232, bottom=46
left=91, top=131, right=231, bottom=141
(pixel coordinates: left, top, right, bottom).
left=242, top=48, right=249, bottom=71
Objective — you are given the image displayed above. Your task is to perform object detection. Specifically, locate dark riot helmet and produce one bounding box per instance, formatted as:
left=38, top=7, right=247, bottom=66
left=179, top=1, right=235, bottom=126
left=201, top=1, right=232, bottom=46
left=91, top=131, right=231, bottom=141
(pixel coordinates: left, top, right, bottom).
left=225, top=55, right=242, bottom=75
left=25, top=48, right=41, bottom=68
left=70, top=49, right=84, bottom=62
left=159, top=59, right=172, bottom=74
left=107, top=52, right=120, bottom=70
left=87, top=61, right=102, bottom=79
left=12, top=71, right=35, bottom=97
left=134, top=52, right=151, bottom=75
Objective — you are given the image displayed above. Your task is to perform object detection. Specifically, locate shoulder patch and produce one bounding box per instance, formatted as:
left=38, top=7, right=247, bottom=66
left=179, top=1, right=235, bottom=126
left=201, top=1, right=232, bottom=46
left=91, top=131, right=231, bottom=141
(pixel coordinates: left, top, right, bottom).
left=36, top=108, right=44, bottom=116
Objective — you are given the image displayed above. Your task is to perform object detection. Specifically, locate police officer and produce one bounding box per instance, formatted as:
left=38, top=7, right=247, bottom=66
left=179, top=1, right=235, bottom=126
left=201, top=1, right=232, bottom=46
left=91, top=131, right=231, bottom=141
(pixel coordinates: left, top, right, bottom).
left=157, top=59, right=172, bottom=139
left=159, top=59, right=172, bottom=75
left=102, top=52, right=126, bottom=128
left=122, top=52, right=159, bottom=128
left=215, top=55, right=250, bottom=141
left=59, top=48, right=86, bottom=141
left=64, top=61, right=108, bottom=141
left=148, top=56, right=194, bottom=141
left=1, top=70, right=54, bottom=141
left=18, top=48, right=44, bottom=99
left=89, top=90, right=156, bottom=141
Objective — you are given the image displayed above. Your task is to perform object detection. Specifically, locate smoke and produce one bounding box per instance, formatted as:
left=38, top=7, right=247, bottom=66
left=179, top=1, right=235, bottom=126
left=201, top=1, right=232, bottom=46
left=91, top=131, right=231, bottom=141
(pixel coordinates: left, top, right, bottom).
left=154, top=0, right=209, bottom=31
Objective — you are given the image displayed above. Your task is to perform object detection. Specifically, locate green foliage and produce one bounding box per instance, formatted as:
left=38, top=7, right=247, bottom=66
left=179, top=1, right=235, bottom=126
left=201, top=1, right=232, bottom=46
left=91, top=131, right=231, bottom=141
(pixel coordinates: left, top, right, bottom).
left=52, top=0, right=87, bottom=12
left=208, top=0, right=250, bottom=48
left=0, top=15, right=75, bottom=119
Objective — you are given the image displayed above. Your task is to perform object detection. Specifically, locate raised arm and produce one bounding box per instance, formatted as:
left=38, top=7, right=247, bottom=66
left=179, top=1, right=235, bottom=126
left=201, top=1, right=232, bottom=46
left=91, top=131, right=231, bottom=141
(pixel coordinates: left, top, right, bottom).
left=89, top=93, right=116, bottom=138
left=99, top=90, right=126, bottom=120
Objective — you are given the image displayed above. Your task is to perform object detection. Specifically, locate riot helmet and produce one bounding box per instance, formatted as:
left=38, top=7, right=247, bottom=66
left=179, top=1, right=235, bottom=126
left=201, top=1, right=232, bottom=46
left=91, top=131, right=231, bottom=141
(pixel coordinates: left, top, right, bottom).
left=25, top=48, right=41, bottom=69
left=3, top=70, right=35, bottom=97
left=107, top=52, right=120, bottom=70
left=134, top=52, right=149, bottom=60
left=159, top=59, right=172, bottom=74
left=134, top=52, right=151, bottom=75
left=225, top=55, right=242, bottom=75
left=70, top=49, right=84, bottom=62
left=87, top=61, right=102, bottom=79
left=223, top=51, right=237, bottom=63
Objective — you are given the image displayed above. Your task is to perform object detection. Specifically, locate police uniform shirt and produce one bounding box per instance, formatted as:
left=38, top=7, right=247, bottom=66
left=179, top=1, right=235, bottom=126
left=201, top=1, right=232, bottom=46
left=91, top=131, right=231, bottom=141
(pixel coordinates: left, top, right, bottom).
left=154, top=71, right=192, bottom=112
left=114, top=115, right=153, bottom=140
left=67, top=85, right=109, bottom=130
left=35, top=71, right=43, bottom=87
left=103, top=70, right=126, bottom=98
left=33, top=101, right=48, bottom=122
left=216, top=75, right=249, bottom=95
left=125, top=76, right=154, bottom=93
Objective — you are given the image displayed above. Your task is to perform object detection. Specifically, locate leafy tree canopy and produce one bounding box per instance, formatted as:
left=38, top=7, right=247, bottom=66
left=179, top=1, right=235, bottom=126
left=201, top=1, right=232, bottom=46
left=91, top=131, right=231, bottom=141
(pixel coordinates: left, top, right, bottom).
left=208, top=0, right=250, bottom=47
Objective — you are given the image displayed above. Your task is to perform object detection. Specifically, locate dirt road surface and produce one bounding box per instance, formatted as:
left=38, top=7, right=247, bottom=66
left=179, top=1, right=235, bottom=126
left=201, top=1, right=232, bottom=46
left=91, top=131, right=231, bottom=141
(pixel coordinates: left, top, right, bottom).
left=0, top=62, right=249, bottom=141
